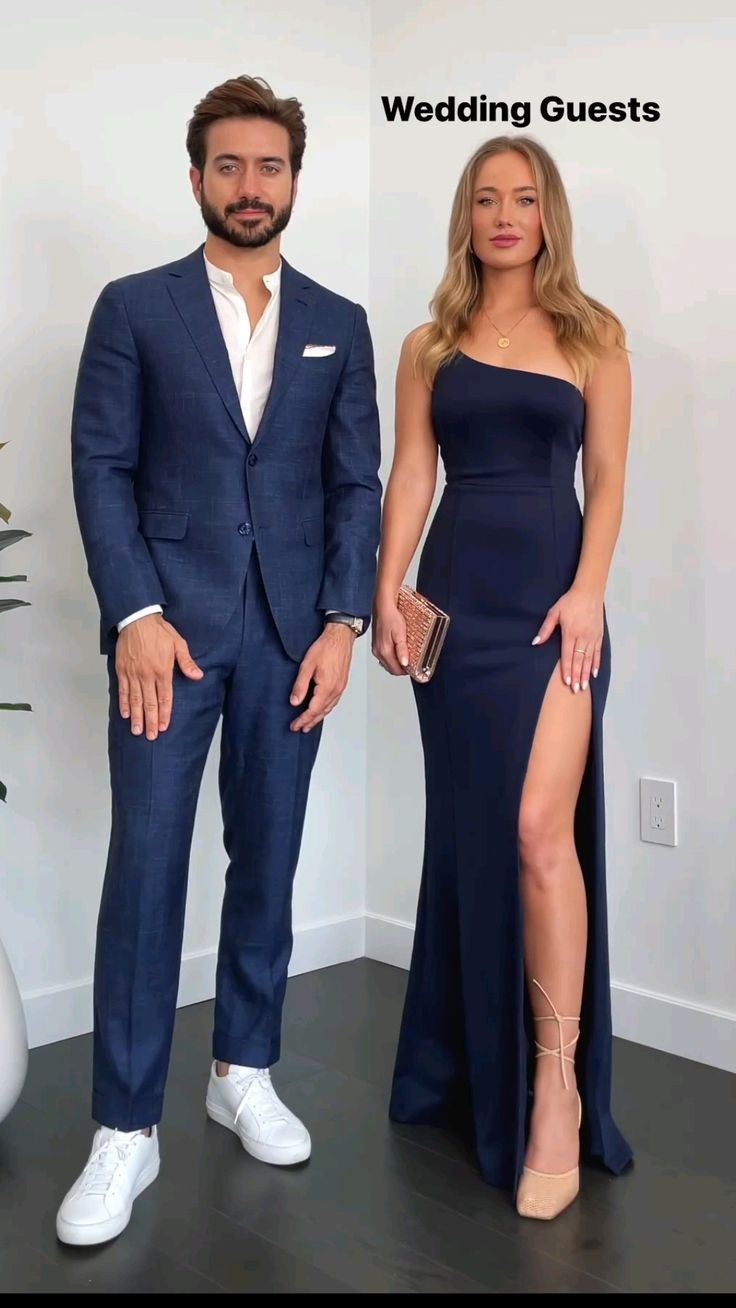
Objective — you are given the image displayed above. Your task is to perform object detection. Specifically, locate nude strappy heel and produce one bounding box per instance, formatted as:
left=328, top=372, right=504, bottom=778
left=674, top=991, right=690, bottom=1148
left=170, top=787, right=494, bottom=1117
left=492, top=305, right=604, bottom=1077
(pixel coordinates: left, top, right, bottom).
left=516, top=978, right=582, bottom=1221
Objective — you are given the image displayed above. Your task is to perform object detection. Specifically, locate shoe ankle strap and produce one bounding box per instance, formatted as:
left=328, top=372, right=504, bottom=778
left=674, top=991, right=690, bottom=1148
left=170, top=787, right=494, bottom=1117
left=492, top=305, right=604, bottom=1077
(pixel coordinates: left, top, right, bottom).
left=530, top=978, right=580, bottom=1091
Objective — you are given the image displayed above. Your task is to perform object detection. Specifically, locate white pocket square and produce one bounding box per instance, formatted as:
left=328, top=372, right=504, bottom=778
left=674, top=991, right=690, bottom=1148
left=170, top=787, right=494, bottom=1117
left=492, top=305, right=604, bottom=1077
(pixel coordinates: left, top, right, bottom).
left=303, top=344, right=336, bottom=357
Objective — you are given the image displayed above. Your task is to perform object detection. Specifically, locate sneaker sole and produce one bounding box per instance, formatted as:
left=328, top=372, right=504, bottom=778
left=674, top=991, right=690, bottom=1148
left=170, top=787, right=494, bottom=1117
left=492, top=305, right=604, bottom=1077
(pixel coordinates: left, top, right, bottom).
left=55, top=1158, right=160, bottom=1247
left=205, top=1098, right=311, bottom=1165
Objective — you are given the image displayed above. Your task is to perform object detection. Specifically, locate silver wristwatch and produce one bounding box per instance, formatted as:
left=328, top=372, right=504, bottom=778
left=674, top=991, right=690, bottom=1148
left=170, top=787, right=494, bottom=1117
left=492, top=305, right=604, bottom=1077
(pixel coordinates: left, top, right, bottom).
left=324, top=613, right=365, bottom=635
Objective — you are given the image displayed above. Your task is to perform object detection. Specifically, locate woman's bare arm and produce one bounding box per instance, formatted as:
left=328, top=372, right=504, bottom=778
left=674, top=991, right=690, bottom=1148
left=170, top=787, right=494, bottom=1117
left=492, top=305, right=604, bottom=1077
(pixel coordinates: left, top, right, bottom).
left=532, top=327, right=631, bottom=692
left=372, top=327, right=439, bottom=675
left=575, top=331, right=631, bottom=600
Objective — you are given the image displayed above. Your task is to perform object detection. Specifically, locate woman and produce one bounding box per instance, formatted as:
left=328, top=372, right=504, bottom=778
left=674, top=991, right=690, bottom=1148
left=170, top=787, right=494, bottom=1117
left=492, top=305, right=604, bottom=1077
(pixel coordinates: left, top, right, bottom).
left=373, top=136, right=633, bottom=1220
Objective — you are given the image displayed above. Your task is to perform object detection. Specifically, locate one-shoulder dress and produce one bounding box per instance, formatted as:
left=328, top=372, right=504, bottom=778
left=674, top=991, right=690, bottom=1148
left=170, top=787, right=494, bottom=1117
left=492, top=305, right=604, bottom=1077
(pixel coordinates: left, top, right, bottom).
left=388, top=354, right=633, bottom=1191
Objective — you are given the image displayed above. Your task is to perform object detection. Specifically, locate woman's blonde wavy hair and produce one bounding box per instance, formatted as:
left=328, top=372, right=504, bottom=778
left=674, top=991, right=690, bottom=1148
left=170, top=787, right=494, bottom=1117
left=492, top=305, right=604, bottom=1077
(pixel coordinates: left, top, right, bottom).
left=412, top=136, right=626, bottom=392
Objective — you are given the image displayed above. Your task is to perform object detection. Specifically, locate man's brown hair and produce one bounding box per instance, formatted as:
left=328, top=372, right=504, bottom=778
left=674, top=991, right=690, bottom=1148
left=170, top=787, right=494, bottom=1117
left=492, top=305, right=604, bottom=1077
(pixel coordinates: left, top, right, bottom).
left=186, top=75, right=307, bottom=176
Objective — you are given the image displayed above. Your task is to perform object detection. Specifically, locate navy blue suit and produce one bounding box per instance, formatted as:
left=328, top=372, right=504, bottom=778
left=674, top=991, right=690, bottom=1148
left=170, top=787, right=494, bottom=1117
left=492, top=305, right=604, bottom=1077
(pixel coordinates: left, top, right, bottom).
left=71, top=247, right=381, bottom=1130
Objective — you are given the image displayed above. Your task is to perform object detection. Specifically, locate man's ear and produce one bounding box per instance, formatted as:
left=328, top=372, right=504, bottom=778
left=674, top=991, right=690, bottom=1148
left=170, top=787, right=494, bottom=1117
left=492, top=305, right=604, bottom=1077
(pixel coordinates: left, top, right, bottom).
left=190, top=166, right=203, bottom=206
left=291, top=172, right=300, bottom=206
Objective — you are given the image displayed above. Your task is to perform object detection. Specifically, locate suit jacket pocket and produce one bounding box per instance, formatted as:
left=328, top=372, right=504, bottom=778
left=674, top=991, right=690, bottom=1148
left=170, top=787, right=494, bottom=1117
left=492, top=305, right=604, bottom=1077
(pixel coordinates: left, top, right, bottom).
left=139, top=509, right=189, bottom=540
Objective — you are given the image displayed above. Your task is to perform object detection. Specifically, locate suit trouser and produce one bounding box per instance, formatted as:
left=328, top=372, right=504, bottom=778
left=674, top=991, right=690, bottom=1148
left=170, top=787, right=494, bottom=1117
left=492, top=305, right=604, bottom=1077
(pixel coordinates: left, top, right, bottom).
left=92, top=550, right=323, bottom=1130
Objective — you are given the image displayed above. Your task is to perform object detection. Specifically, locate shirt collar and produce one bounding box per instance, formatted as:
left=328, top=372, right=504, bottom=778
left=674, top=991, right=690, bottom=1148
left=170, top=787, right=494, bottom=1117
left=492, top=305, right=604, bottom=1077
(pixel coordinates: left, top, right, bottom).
left=204, top=251, right=282, bottom=293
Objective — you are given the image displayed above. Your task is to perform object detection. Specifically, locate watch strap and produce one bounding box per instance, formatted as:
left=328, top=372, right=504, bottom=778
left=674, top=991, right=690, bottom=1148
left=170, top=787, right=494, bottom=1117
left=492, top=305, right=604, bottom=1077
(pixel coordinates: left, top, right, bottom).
left=324, top=612, right=365, bottom=635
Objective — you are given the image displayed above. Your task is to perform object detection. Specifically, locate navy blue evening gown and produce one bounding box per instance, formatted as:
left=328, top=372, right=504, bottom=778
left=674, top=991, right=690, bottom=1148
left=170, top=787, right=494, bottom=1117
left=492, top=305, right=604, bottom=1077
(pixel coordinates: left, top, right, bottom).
left=388, top=353, right=633, bottom=1192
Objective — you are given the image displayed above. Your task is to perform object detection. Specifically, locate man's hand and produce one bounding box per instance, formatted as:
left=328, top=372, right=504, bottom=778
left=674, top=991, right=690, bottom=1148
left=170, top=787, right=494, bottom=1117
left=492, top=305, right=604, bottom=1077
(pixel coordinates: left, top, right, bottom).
left=289, top=624, right=356, bottom=732
left=116, top=614, right=204, bottom=739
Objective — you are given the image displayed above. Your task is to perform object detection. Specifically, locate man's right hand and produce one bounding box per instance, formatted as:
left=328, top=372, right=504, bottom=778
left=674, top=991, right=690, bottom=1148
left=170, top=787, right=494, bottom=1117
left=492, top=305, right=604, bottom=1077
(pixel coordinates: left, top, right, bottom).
left=115, top=614, right=204, bottom=739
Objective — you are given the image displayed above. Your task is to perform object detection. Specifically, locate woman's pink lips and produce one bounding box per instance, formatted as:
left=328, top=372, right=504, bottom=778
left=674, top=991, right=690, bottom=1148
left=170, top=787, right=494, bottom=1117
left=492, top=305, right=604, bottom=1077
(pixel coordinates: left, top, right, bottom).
left=492, top=236, right=521, bottom=245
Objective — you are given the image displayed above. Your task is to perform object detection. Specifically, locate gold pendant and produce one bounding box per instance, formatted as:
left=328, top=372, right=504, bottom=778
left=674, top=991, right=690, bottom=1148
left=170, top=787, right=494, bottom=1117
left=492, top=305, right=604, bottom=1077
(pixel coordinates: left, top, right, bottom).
left=498, top=336, right=510, bottom=349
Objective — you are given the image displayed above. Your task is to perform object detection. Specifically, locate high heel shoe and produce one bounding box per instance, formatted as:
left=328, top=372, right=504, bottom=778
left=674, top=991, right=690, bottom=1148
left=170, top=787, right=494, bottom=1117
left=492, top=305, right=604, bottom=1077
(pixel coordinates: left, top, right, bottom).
left=516, top=978, right=582, bottom=1221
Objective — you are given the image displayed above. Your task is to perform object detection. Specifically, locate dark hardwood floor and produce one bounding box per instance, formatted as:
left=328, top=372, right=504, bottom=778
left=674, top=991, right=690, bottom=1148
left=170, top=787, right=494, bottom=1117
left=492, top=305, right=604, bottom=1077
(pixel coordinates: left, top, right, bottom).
left=1, top=959, right=734, bottom=1293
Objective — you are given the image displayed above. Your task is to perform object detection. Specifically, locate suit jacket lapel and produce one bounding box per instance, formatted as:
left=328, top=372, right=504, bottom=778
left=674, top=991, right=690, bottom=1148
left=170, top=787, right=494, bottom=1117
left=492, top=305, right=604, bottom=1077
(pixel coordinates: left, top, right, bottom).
left=166, top=246, right=249, bottom=442
left=254, top=258, right=316, bottom=447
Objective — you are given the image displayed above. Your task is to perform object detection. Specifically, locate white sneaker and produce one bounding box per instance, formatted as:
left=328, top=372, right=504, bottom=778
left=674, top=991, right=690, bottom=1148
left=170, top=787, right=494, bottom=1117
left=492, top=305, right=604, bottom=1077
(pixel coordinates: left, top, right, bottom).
left=206, top=1063, right=311, bottom=1165
left=56, top=1125, right=160, bottom=1246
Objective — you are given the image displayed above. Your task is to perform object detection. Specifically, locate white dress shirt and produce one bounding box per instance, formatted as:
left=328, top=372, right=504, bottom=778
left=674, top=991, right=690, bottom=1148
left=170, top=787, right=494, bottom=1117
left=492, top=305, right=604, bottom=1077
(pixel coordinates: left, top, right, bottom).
left=204, top=252, right=282, bottom=441
left=118, top=253, right=281, bottom=632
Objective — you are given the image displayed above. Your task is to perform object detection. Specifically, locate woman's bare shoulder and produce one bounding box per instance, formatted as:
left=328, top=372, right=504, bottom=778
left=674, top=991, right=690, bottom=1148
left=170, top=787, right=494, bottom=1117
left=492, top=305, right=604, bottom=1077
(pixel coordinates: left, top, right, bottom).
left=597, top=315, right=626, bottom=353
left=403, top=321, right=434, bottom=348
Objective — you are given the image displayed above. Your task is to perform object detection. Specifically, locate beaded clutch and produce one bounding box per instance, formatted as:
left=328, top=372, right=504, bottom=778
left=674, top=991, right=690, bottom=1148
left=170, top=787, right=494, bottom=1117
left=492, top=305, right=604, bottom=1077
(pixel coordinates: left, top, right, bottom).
left=396, top=585, right=451, bottom=683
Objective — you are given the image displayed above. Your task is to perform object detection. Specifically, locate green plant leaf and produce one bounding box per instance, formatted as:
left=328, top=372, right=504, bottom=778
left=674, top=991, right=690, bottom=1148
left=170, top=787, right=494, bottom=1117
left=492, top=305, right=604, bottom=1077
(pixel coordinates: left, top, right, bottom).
left=0, top=503, right=10, bottom=525
left=0, top=599, right=30, bottom=614
left=0, top=575, right=27, bottom=583
left=0, top=703, right=32, bottom=711
left=0, top=529, right=31, bottom=553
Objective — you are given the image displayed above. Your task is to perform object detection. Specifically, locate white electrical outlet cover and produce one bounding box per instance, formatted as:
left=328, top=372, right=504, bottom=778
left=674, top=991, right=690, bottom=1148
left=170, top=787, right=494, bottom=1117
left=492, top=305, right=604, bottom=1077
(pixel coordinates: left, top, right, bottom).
left=639, top=778, right=677, bottom=847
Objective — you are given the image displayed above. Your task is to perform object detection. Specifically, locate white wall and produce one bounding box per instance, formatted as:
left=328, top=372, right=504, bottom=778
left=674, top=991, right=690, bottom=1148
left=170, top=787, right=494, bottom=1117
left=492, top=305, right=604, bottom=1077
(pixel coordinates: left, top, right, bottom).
left=0, top=0, right=371, bottom=1047
left=366, top=0, right=736, bottom=1071
left=3, top=0, right=734, bottom=1074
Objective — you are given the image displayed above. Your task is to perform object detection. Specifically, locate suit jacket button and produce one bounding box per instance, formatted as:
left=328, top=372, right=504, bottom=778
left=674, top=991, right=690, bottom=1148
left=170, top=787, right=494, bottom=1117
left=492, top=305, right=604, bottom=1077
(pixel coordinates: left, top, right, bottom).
left=248, top=453, right=258, bottom=466
left=238, top=522, right=251, bottom=536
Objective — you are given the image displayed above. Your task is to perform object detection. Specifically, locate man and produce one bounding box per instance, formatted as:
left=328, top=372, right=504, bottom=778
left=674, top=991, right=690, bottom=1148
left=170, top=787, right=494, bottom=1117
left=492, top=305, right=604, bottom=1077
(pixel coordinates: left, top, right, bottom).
left=59, top=75, right=381, bottom=1246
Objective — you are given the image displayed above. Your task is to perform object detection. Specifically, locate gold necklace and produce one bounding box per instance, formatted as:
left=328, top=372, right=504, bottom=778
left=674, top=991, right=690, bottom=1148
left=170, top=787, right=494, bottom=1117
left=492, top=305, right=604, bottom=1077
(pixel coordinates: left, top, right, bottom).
left=481, top=303, right=534, bottom=350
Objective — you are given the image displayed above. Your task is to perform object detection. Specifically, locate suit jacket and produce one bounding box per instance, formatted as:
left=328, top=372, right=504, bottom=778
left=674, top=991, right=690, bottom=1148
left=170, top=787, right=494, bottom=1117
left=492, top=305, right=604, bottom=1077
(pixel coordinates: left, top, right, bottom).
left=71, top=246, right=382, bottom=661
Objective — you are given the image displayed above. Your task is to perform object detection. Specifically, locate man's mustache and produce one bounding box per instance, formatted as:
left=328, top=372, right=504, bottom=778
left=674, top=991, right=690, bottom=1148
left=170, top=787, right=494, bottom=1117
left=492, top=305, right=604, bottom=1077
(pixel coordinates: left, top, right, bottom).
left=226, top=201, right=273, bottom=216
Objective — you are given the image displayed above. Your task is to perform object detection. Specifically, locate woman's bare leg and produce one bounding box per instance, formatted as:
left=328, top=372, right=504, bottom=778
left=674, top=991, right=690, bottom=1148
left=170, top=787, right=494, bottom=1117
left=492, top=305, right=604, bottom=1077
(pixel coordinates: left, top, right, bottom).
left=519, top=664, right=591, bottom=1175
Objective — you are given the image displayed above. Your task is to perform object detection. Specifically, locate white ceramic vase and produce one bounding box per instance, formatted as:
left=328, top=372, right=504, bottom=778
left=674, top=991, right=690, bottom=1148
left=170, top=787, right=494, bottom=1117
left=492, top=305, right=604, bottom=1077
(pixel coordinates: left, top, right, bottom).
left=0, top=935, right=28, bottom=1122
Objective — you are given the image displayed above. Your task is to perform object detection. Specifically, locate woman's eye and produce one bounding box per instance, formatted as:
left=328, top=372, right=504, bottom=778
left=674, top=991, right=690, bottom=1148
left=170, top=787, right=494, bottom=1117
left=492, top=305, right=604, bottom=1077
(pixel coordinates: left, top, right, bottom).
left=478, top=196, right=535, bottom=206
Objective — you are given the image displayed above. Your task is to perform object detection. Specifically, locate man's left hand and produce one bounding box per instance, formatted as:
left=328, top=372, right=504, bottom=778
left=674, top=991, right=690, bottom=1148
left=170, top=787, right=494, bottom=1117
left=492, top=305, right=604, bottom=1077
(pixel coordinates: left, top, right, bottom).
left=289, top=624, right=356, bottom=732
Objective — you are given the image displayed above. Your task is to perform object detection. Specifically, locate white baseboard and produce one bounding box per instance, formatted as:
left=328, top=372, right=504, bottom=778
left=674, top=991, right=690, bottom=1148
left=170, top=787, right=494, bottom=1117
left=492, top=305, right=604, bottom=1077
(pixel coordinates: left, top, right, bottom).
left=365, top=910, right=414, bottom=970
left=21, top=910, right=735, bottom=1073
left=610, top=981, right=736, bottom=1074
left=22, top=912, right=366, bottom=1050
left=364, top=913, right=736, bottom=1075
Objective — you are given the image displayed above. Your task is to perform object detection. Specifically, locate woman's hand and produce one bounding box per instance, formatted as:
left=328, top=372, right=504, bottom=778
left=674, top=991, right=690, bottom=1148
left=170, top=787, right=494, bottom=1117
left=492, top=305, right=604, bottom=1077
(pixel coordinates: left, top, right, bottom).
left=532, top=586, right=604, bottom=692
left=372, top=593, right=410, bottom=675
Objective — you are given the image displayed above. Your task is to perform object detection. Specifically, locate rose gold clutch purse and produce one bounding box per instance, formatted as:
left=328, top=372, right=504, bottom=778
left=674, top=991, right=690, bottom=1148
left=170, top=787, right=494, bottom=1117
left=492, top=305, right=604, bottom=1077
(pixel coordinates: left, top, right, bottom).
left=396, top=585, right=451, bottom=683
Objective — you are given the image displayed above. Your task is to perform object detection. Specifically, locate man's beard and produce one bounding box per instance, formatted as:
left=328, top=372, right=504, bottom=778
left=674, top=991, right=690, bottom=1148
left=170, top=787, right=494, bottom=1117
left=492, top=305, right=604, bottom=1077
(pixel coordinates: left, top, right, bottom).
left=201, top=189, right=293, bottom=249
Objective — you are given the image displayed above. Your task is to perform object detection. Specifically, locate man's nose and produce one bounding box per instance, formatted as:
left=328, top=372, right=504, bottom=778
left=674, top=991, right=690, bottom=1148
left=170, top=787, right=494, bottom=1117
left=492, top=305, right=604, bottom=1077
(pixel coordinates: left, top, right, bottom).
left=238, top=165, right=263, bottom=193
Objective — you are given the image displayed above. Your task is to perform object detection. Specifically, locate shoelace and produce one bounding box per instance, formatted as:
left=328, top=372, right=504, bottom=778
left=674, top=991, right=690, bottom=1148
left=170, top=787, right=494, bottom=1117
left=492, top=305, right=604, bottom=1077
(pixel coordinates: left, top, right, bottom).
left=79, top=1132, right=139, bottom=1197
left=232, top=1070, right=289, bottom=1127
